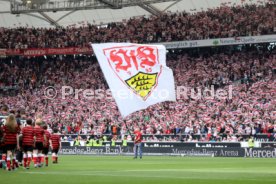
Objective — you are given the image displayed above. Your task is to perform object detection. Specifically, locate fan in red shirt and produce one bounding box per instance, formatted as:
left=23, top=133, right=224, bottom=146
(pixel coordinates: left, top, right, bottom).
left=33, top=119, right=46, bottom=168
left=2, top=114, right=20, bottom=171
left=42, top=124, right=51, bottom=167
left=50, top=128, right=61, bottom=164
left=133, top=128, right=143, bottom=159
left=21, top=119, right=34, bottom=169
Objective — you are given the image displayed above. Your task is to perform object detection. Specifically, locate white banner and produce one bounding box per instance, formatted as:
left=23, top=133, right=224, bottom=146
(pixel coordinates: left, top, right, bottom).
left=159, top=34, right=276, bottom=49
left=92, top=43, right=176, bottom=118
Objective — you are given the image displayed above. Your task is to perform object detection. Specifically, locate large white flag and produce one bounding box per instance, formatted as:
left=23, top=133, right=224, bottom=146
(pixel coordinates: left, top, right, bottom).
left=92, top=43, right=176, bottom=118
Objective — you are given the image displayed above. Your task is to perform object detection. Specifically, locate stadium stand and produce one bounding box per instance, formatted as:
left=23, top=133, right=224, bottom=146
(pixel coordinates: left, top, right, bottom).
left=0, top=3, right=275, bottom=49
left=0, top=2, right=275, bottom=142
left=1, top=45, right=275, bottom=141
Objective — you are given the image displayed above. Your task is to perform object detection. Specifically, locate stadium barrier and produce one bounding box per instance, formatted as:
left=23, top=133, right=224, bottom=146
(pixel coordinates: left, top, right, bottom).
left=0, top=35, right=275, bottom=57
left=160, top=34, right=276, bottom=49
left=63, top=141, right=242, bottom=148
left=59, top=146, right=276, bottom=158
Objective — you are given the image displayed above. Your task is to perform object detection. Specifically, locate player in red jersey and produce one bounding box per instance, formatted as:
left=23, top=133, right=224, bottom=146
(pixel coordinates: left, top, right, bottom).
left=50, top=128, right=61, bottom=164
left=21, top=119, right=34, bottom=169
left=42, top=124, right=51, bottom=167
left=33, top=119, right=46, bottom=168
left=2, top=114, right=20, bottom=171
left=133, top=128, right=143, bottom=159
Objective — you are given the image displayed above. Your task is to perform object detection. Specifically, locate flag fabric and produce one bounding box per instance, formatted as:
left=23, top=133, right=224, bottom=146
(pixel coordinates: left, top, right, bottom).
left=92, top=43, right=176, bottom=118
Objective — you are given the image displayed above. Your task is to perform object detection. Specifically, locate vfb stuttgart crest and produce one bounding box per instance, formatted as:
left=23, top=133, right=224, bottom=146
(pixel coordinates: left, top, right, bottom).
left=104, top=45, right=162, bottom=100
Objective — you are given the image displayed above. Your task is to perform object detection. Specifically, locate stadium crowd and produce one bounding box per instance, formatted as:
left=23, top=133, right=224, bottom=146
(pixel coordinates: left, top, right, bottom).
left=0, top=3, right=275, bottom=49
left=0, top=2, right=275, bottom=142
left=0, top=45, right=275, bottom=142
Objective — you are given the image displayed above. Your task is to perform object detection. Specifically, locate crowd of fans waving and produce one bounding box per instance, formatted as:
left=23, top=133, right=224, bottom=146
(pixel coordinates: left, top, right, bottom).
left=0, top=45, right=275, bottom=142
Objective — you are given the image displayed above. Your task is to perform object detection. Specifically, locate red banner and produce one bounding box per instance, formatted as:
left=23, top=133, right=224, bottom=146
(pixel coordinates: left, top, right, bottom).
left=0, top=47, right=92, bottom=57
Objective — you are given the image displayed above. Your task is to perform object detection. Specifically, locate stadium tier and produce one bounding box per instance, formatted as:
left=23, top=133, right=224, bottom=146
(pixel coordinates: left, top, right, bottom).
left=0, top=3, right=275, bottom=49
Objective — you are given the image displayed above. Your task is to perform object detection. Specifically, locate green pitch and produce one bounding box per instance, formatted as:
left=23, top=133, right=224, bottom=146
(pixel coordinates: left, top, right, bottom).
left=1, top=156, right=276, bottom=184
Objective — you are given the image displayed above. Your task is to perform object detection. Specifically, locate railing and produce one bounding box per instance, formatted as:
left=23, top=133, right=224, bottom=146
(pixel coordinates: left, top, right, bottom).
left=60, top=134, right=276, bottom=142
left=10, top=0, right=173, bottom=13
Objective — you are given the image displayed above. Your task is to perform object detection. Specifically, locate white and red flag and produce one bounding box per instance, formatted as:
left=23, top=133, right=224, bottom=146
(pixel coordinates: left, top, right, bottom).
left=92, top=43, right=176, bottom=118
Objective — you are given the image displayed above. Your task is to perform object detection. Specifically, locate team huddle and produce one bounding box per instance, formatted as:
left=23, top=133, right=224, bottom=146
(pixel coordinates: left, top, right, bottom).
left=0, top=114, right=61, bottom=171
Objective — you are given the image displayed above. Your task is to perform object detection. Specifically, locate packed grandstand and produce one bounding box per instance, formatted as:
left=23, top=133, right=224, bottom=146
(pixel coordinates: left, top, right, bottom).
left=0, top=4, right=275, bottom=48
left=0, top=2, right=275, bottom=143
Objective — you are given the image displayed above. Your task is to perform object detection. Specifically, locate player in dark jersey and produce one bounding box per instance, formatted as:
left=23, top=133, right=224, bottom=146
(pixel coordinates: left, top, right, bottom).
left=21, top=119, right=34, bottom=169
left=50, top=128, right=61, bottom=164
left=42, top=124, right=51, bottom=167
left=3, top=114, right=20, bottom=171
left=33, top=119, right=46, bottom=168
